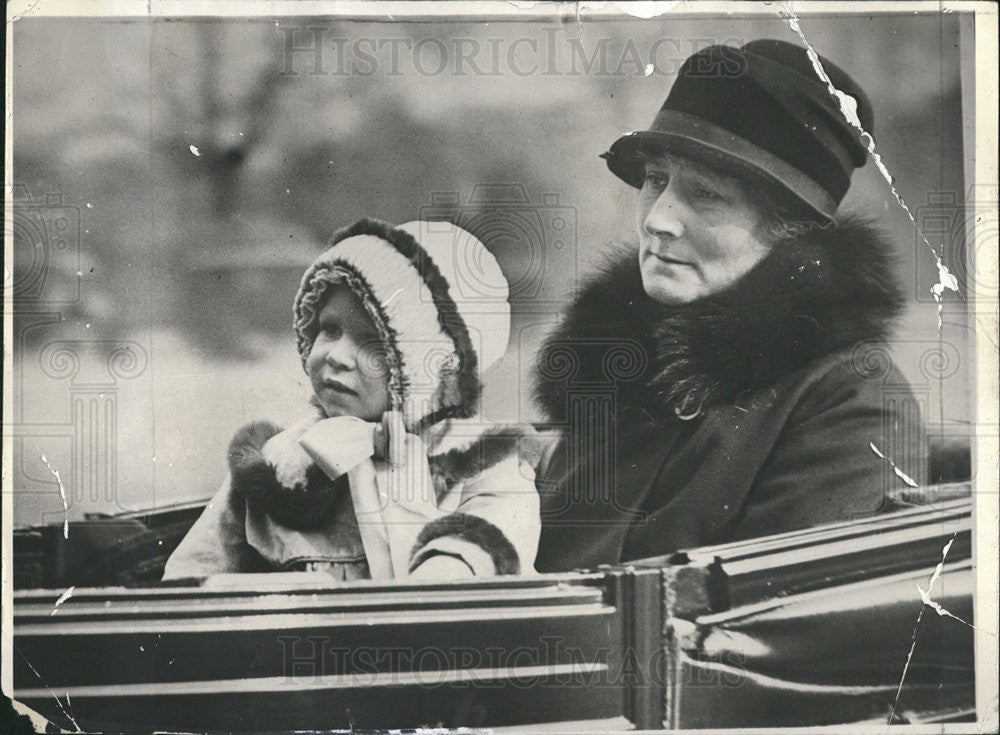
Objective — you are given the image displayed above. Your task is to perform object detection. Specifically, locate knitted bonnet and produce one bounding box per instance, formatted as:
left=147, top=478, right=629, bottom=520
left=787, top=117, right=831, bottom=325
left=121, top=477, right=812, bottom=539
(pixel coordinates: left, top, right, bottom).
left=294, top=218, right=511, bottom=430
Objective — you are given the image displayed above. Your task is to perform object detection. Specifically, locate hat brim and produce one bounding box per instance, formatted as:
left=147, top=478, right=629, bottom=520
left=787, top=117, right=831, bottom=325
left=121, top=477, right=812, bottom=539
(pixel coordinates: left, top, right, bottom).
left=602, top=110, right=838, bottom=221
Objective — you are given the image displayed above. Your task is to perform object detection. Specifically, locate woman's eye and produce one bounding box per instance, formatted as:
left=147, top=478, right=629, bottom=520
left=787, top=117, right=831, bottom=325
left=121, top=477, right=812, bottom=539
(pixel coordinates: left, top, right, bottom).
left=643, top=172, right=668, bottom=190
left=321, top=323, right=342, bottom=338
left=694, top=186, right=723, bottom=202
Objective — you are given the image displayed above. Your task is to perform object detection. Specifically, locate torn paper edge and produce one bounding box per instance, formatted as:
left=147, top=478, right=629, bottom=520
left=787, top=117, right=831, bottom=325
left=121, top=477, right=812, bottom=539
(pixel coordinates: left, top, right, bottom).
left=38, top=453, right=69, bottom=539
left=887, top=533, right=957, bottom=728
left=966, top=7, right=1000, bottom=731
left=5, top=0, right=987, bottom=19
left=13, top=645, right=83, bottom=732
left=7, top=0, right=42, bottom=23
left=869, top=442, right=920, bottom=489
left=10, top=698, right=63, bottom=734
left=611, top=1, right=682, bottom=19
left=889, top=532, right=998, bottom=730
left=50, top=586, right=75, bottom=616
left=917, top=582, right=981, bottom=631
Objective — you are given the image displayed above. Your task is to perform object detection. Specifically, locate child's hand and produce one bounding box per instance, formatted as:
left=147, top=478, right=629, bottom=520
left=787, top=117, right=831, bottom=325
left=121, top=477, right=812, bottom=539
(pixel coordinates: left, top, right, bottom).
left=372, top=411, right=408, bottom=467
left=299, top=415, right=377, bottom=480
left=295, top=410, right=415, bottom=482
left=261, top=412, right=324, bottom=488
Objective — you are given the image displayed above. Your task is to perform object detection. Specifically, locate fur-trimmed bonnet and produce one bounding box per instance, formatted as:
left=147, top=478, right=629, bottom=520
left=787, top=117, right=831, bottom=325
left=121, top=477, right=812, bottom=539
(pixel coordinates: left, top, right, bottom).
left=295, top=218, right=511, bottom=431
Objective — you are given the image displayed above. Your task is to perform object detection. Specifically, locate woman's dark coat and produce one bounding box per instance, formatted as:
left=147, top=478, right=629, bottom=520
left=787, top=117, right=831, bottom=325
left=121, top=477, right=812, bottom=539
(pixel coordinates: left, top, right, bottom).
left=532, top=217, right=925, bottom=572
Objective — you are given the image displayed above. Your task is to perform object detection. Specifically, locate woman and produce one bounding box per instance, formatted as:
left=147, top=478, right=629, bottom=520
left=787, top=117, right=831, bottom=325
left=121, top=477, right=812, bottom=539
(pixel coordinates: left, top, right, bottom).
left=532, top=40, right=925, bottom=572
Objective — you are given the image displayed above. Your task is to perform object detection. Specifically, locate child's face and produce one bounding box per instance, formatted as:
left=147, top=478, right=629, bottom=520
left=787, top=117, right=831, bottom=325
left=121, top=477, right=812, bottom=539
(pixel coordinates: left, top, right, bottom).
left=306, top=284, right=391, bottom=422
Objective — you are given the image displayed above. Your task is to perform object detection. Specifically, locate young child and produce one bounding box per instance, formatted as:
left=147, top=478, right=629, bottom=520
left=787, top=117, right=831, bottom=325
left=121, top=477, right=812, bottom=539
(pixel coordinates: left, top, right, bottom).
left=163, top=218, right=540, bottom=581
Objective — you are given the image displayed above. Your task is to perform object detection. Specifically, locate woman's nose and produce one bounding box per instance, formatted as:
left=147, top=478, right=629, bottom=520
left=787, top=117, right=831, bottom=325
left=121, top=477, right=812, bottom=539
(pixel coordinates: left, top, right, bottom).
left=643, top=186, right=685, bottom=240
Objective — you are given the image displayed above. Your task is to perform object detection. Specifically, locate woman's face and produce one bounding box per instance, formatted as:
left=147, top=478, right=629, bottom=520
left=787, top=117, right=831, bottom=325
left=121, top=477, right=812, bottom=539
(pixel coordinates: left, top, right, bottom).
left=637, top=152, right=775, bottom=305
left=306, top=284, right=391, bottom=421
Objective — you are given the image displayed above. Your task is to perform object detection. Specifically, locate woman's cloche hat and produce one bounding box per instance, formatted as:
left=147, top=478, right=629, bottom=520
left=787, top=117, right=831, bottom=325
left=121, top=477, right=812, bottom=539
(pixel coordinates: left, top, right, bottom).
left=602, top=39, right=874, bottom=220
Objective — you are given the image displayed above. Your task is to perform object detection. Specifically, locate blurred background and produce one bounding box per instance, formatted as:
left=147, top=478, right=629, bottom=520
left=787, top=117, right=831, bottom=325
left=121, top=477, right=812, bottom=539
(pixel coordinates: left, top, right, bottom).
left=9, top=10, right=974, bottom=526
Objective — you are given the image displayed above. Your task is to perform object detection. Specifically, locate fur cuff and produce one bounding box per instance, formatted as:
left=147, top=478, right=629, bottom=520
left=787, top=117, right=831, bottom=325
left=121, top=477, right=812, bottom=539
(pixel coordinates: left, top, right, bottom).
left=410, top=512, right=521, bottom=575
left=228, top=421, right=347, bottom=529
left=428, top=423, right=529, bottom=483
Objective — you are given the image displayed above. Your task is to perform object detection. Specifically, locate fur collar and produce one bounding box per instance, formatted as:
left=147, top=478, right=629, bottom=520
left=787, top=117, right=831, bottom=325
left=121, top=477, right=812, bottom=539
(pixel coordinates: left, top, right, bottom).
left=533, top=215, right=905, bottom=422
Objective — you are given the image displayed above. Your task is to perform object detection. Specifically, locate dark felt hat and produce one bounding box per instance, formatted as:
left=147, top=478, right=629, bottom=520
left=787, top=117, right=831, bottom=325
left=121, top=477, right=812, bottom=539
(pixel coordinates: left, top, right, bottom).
left=602, top=39, right=873, bottom=220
